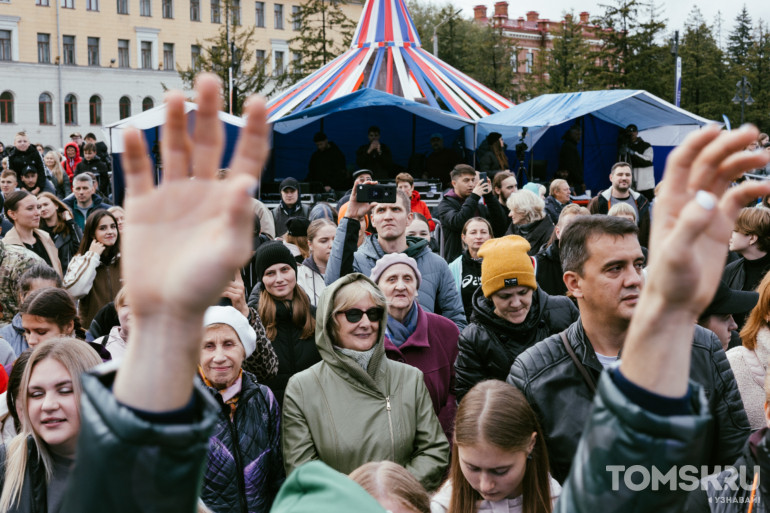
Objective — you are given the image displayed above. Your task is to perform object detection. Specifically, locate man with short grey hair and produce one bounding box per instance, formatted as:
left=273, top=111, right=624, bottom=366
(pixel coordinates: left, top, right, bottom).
left=544, top=178, right=571, bottom=224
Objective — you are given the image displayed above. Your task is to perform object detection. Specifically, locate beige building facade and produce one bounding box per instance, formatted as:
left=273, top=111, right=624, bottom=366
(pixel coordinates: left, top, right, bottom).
left=0, top=0, right=362, bottom=148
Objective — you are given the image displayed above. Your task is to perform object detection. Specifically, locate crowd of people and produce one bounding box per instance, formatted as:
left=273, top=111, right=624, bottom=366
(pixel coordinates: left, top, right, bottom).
left=1, top=75, right=770, bottom=512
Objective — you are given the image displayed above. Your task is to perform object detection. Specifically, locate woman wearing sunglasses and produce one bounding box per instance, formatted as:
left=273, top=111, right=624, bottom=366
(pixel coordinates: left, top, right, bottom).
left=282, top=273, right=450, bottom=491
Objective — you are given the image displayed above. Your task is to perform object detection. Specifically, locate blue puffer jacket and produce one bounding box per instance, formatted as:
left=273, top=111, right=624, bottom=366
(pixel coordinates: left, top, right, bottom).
left=0, top=312, right=26, bottom=356
left=325, top=217, right=466, bottom=330
left=200, top=370, right=285, bottom=513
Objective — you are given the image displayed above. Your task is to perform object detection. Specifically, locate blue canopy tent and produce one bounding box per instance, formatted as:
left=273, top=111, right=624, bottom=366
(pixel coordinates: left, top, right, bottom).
left=478, top=90, right=714, bottom=193
left=103, top=102, right=245, bottom=205
left=268, top=88, right=475, bottom=183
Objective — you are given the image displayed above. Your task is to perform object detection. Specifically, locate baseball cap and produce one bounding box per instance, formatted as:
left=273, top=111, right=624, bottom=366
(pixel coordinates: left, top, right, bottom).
left=280, top=177, right=299, bottom=191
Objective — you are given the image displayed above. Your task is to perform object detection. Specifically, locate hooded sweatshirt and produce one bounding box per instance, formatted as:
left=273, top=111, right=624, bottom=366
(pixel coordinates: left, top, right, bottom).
left=61, top=142, right=82, bottom=180
left=281, top=273, right=450, bottom=491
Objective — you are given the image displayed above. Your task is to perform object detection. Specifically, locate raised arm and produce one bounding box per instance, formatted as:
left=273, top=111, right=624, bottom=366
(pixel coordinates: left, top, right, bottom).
left=114, top=74, right=269, bottom=412
left=620, top=125, right=770, bottom=396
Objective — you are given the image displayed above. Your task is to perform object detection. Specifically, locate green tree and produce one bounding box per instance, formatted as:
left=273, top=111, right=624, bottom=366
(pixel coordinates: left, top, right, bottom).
left=591, top=0, right=643, bottom=88
left=679, top=7, right=730, bottom=119
left=546, top=13, right=593, bottom=93
left=743, top=21, right=770, bottom=129
left=472, top=23, right=517, bottom=98
left=727, top=5, right=753, bottom=69
left=621, top=0, right=674, bottom=99
left=286, top=0, right=356, bottom=84
left=177, top=3, right=273, bottom=114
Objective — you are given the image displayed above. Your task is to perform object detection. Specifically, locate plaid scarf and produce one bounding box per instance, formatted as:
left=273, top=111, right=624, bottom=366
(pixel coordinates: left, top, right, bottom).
left=199, top=367, right=242, bottom=419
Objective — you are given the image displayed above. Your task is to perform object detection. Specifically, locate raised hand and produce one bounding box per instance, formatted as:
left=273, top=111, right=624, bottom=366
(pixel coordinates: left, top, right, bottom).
left=114, top=74, right=270, bottom=411
left=621, top=125, right=770, bottom=397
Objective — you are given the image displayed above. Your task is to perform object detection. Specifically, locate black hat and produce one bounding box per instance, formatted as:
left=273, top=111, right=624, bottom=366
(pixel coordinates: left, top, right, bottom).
left=486, top=132, right=502, bottom=145
left=22, top=165, right=37, bottom=176
left=254, top=242, right=297, bottom=282
left=280, top=177, right=299, bottom=191
left=313, top=132, right=327, bottom=143
left=352, top=169, right=373, bottom=179
left=702, top=281, right=759, bottom=317
left=626, top=124, right=638, bottom=132
left=287, top=217, right=310, bottom=238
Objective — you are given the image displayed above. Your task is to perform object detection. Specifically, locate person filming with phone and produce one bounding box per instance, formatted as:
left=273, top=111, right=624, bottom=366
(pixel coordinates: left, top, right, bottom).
left=325, top=181, right=467, bottom=330
left=435, top=164, right=507, bottom=262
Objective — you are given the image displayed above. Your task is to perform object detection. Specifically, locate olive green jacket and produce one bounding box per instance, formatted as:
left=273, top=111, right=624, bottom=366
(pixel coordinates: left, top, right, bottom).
left=282, top=273, right=449, bottom=491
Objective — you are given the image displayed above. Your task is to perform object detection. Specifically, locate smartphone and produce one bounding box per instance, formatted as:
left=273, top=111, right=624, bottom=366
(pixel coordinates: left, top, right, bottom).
left=478, top=172, right=488, bottom=183
left=356, top=184, right=397, bottom=203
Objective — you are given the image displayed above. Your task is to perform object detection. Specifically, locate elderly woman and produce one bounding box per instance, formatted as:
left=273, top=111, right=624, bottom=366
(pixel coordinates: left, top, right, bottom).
left=370, top=254, right=459, bottom=440
left=199, top=305, right=285, bottom=513
left=505, top=190, right=554, bottom=255
left=281, top=273, right=449, bottom=491
left=455, top=235, right=579, bottom=402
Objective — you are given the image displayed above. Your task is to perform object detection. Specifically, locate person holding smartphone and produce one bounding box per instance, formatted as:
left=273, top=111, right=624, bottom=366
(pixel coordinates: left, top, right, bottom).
left=435, top=165, right=507, bottom=263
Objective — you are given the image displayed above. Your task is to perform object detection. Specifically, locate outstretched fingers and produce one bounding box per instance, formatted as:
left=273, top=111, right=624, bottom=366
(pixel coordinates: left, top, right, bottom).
left=229, top=95, right=270, bottom=181
left=121, top=127, right=154, bottom=197
left=688, top=125, right=764, bottom=193
left=191, top=74, right=225, bottom=180
left=720, top=179, right=770, bottom=221
left=160, top=91, right=193, bottom=182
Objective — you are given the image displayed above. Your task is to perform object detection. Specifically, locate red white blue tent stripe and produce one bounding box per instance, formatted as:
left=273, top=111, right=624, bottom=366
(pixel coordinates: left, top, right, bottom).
left=267, top=0, right=513, bottom=122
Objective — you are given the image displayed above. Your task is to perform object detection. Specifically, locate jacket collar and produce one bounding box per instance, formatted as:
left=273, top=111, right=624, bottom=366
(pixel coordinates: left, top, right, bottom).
left=600, top=187, right=641, bottom=202
left=568, top=320, right=605, bottom=374
left=384, top=304, right=431, bottom=353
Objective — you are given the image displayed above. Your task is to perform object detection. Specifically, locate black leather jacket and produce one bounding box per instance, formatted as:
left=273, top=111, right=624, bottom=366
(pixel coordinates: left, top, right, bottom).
left=508, top=321, right=750, bottom=484
left=455, top=287, right=578, bottom=402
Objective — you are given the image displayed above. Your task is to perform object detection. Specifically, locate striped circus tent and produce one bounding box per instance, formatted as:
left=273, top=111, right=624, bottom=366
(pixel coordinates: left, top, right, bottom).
left=266, top=0, right=514, bottom=122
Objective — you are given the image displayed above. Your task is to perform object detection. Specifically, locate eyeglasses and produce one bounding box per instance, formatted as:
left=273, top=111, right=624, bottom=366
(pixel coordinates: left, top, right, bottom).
left=337, top=307, right=384, bottom=323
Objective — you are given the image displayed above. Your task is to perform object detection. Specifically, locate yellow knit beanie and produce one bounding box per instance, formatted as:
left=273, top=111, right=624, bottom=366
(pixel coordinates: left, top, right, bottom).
left=478, top=235, right=537, bottom=297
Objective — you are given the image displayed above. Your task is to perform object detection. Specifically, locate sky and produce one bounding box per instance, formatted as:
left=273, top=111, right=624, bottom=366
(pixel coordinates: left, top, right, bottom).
left=420, top=0, right=770, bottom=41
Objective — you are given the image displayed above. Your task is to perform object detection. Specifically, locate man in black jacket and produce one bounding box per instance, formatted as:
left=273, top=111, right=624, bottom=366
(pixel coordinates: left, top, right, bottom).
left=508, top=215, right=750, bottom=484
left=435, top=164, right=507, bottom=262
left=306, top=132, right=348, bottom=194
left=588, top=162, right=651, bottom=247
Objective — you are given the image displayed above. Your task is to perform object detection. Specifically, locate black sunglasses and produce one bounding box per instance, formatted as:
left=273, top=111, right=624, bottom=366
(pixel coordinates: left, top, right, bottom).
left=338, top=307, right=384, bottom=323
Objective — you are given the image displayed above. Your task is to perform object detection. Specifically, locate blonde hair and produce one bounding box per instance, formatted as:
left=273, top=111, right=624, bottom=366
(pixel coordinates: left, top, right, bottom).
left=548, top=179, right=568, bottom=195
left=44, top=151, right=65, bottom=186
left=607, top=202, right=637, bottom=222
left=328, top=278, right=386, bottom=341
left=114, top=286, right=128, bottom=309
left=507, top=190, right=545, bottom=225
left=350, top=461, right=430, bottom=513
left=0, top=338, right=101, bottom=511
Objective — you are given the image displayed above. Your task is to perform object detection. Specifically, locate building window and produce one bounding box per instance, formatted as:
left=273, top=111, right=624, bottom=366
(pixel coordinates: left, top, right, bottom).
left=87, top=37, right=100, bottom=66
left=61, top=0, right=74, bottom=8
left=0, top=31, right=10, bottom=61
left=162, top=0, right=172, bottom=18
left=274, top=4, right=283, bottom=29
left=140, top=0, right=151, bottom=16
left=0, top=92, right=13, bottom=124
left=141, top=41, right=152, bottom=69
left=274, top=50, right=284, bottom=75
left=190, top=0, right=199, bottom=20
left=37, top=33, right=51, bottom=63
left=117, top=0, right=128, bottom=14
left=191, top=44, right=201, bottom=70
left=231, top=0, right=241, bottom=25
left=292, top=52, right=301, bottom=73
left=39, top=93, right=53, bottom=125
left=255, top=49, right=265, bottom=72
left=118, top=39, right=129, bottom=67
left=89, top=95, right=102, bottom=125
left=526, top=52, right=533, bottom=73
left=163, top=43, right=174, bottom=70
left=142, top=97, right=154, bottom=111
left=255, top=2, right=264, bottom=27
left=86, top=0, right=99, bottom=10
left=211, top=0, right=220, bottom=23
left=511, top=51, right=518, bottom=73
left=36, top=0, right=50, bottom=5
left=119, top=96, right=131, bottom=119
left=64, top=94, right=78, bottom=125
left=292, top=5, right=300, bottom=30
left=63, top=35, right=75, bottom=65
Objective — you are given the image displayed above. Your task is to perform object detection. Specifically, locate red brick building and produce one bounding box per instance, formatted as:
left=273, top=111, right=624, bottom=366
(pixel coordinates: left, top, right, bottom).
left=473, top=3, right=604, bottom=78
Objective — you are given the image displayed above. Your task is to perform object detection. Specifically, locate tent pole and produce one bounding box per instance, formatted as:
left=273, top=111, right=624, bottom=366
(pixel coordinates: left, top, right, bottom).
left=473, top=123, right=477, bottom=168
